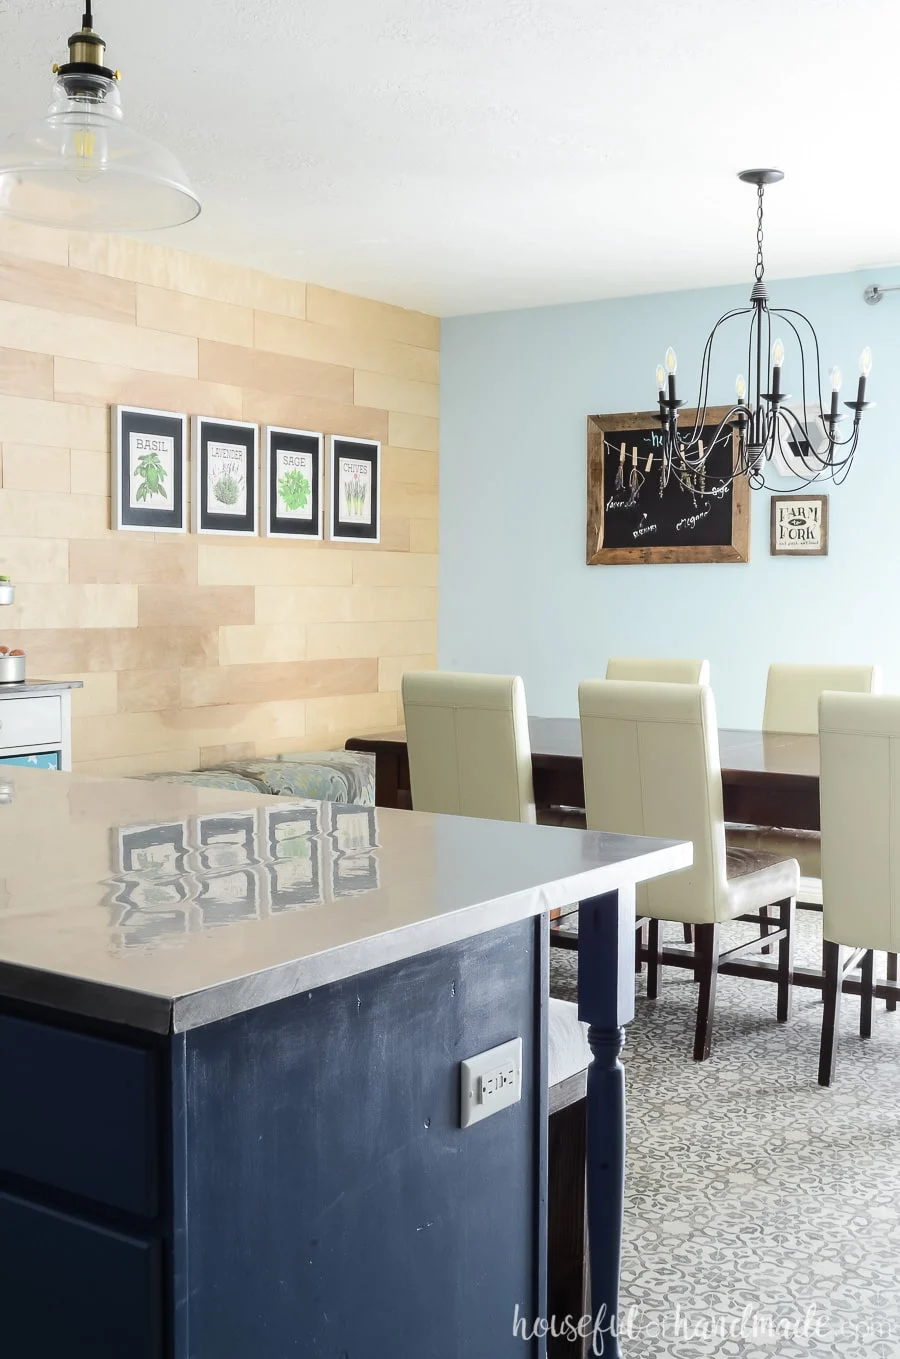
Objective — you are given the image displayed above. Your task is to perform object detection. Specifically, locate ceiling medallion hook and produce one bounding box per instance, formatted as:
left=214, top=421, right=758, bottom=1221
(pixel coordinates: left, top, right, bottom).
left=640, top=169, right=872, bottom=504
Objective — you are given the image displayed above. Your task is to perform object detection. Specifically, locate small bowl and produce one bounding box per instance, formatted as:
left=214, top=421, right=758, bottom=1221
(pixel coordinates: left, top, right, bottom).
left=0, top=654, right=25, bottom=684
left=0, top=584, right=14, bottom=606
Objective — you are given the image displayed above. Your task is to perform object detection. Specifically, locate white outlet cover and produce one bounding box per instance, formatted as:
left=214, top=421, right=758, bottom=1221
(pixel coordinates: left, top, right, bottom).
left=460, top=1037, right=523, bottom=1129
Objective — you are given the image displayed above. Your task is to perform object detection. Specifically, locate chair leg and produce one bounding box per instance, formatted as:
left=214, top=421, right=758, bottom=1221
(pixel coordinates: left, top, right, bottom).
left=635, top=919, right=649, bottom=974
left=776, top=898, right=794, bottom=1023
left=759, top=905, right=773, bottom=956
left=887, top=953, right=898, bottom=1013
left=860, top=949, right=874, bottom=1039
left=682, top=923, right=693, bottom=945
left=692, top=923, right=719, bottom=1062
left=818, top=940, right=843, bottom=1087
left=647, top=918, right=661, bottom=1000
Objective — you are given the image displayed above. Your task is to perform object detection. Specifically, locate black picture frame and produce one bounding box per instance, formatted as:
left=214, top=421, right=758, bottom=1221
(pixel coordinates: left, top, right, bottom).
left=263, top=805, right=323, bottom=911
left=111, top=405, right=187, bottom=533
left=192, top=416, right=258, bottom=536
left=328, top=435, right=381, bottom=543
left=262, top=426, right=324, bottom=539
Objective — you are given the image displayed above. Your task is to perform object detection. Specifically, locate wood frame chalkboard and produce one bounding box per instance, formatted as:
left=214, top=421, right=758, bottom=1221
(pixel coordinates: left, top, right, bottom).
left=586, top=406, right=750, bottom=565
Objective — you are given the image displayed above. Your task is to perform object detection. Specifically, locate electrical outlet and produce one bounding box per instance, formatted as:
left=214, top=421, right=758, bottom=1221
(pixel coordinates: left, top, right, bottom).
left=460, top=1037, right=522, bottom=1128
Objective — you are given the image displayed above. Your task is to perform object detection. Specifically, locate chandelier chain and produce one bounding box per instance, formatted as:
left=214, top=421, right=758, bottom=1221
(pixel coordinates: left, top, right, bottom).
left=755, top=185, right=765, bottom=282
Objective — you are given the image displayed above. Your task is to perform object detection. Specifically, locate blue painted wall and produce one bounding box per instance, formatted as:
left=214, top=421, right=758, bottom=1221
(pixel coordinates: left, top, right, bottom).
left=440, top=267, right=900, bottom=728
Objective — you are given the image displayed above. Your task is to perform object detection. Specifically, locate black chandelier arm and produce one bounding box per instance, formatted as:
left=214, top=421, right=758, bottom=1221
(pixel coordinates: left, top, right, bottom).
left=667, top=306, right=755, bottom=452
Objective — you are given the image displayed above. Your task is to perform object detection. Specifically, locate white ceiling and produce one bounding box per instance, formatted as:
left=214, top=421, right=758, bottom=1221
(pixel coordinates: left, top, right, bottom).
left=3, top=0, right=900, bottom=315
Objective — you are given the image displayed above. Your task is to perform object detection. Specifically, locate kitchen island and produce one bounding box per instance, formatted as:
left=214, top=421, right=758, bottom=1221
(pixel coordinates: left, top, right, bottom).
left=0, top=769, right=690, bottom=1359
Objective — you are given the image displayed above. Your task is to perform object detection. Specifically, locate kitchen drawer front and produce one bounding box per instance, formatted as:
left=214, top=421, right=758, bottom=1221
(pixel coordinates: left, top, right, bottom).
left=0, top=1192, right=163, bottom=1359
left=0, top=1014, right=160, bottom=1217
left=0, top=751, right=60, bottom=769
left=0, top=695, right=61, bottom=749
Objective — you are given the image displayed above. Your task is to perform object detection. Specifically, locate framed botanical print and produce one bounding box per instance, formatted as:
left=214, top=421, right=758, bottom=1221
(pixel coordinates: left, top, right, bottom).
left=111, top=405, right=187, bottom=533
left=327, top=435, right=381, bottom=544
left=262, top=426, right=324, bottom=539
left=192, top=417, right=258, bottom=536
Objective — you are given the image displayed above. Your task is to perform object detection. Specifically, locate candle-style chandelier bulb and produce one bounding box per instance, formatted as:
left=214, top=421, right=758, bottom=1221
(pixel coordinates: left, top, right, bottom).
left=665, top=347, right=678, bottom=375
left=859, top=347, right=873, bottom=378
left=735, top=374, right=747, bottom=401
left=830, top=366, right=842, bottom=392
left=656, top=364, right=666, bottom=392
left=772, top=338, right=785, bottom=368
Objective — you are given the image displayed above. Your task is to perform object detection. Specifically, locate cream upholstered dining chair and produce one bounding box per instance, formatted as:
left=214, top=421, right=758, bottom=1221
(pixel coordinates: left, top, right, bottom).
left=606, top=657, right=710, bottom=684
left=401, top=669, right=596, bottom=1310
left=579, top=679, right=799, bottom=1060
left=401, top=670, right=535, bottom=822
left=763, top=663, right=882, bottom=734
left=730, top=663, right=883, bottom=910
left=818, top=692, right=900, bottom=1086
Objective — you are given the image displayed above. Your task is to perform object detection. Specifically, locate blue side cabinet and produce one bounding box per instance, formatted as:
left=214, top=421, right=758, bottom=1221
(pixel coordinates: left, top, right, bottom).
left=0, top=918, right=548, bottom=1358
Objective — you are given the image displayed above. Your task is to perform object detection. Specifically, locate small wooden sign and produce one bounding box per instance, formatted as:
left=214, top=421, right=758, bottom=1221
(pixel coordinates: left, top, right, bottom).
left=770, top=494, right=828, bottom=556
left=587, top=407, right=750, bottom=565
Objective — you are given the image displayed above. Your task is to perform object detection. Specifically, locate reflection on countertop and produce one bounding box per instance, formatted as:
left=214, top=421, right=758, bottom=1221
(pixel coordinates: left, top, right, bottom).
left=0, top=768, right=690, bottom=1034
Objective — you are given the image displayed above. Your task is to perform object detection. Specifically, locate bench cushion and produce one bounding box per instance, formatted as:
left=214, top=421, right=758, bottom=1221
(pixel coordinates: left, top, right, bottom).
left=548, top=997, right=591, bottom=1088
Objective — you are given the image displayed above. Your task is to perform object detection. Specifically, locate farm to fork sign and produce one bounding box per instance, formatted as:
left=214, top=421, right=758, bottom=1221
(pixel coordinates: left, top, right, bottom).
left=770, top=495, right=829, bottom=556
left=586, top=406, right=750, bottom=565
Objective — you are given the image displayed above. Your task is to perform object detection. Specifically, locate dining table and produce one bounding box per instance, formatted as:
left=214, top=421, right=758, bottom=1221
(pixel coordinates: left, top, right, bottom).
left=346, top=719, right=822, bottom=831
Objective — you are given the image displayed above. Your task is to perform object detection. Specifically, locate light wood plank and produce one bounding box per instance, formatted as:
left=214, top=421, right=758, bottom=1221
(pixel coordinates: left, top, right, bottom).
left=389, top=411, right=439, bottom=452
left=180, top=658, right=378, bottom=708
left=3, top=583, right=137, bottom=629
left=254, top=310, right=440, bottom=384
left=354, top=370, right=439, bottom=419
left=306, top=619, right=438, bottom=660
left=0, top=395, right=107, bottom=450
left=1, top=444, right=70, bottom=493
left=136, top=285, right=253, bottom=346
left=218, top=624, right=306, bottom=665
left=0, top=537, right=69, bottom=583
left=0, top=489, right=109, bottom=539
left=0, top=626, right=218, bottom=673
left=200, top=339, right=353, bottom=404
left=409, top=518, right=439, bottom=553
left=0, top=252, right=136, bottom=324
left=351, top=551, right=438, bottom=588
left=69, top=234, right=308, bottom=317
left=200, top=544, right=353, bottom=588
left=241, top=389, right=389, bottom=442
left=0, top=348, right=54, bottom=400
left=139, top=585, right=255, bottom=629
left=70, top=538, right=198, bottom=586
left=54, top=357, right=243, bottom=419
left=118, top=669, right=181, bottom=713
left=0, top=298, right=197, bottom=376
left=378, top=653, right=437, bottom=693
left=306, top=285, right=439, bottom=350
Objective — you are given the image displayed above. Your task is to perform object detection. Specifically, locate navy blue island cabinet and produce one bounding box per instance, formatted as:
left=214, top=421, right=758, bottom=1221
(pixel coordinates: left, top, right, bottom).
left=0, top=769, right=690, bottom=1359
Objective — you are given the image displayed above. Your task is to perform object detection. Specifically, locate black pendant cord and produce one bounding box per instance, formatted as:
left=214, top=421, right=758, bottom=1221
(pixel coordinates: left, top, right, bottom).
left=83, top=1, right=93, bottom=27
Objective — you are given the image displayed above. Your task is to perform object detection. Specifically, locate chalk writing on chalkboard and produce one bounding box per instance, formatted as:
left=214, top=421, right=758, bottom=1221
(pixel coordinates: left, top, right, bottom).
left=586, top=406, right=750, bottom=565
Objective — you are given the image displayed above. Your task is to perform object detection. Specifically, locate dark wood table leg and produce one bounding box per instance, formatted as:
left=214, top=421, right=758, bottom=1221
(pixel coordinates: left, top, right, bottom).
left=578, top=886, right=636, bottom=1359
left=375, top=748, right=401, bottom=809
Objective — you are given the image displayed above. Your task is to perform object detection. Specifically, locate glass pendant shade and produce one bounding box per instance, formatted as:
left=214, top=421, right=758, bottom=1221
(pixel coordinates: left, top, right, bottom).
left=0, top=74, right=200, bottom=231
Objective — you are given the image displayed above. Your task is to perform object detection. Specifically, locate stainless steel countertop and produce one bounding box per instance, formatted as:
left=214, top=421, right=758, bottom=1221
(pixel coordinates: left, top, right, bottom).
left=0, top=680, right=84, bottom=696
left=0, top=769, right=692, bottom=1034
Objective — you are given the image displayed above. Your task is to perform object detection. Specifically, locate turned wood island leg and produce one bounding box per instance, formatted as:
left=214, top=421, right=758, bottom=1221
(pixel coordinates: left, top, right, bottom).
left=577, top=887, right=636, bottom=1359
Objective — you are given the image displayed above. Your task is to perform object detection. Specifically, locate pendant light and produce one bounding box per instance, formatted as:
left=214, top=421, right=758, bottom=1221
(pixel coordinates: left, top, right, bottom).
left=0, top=2, right=200, bottom=231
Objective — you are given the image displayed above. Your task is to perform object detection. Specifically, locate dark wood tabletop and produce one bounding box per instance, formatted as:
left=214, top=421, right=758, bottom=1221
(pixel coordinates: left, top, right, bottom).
left=347, top=721, right=822, bottom=830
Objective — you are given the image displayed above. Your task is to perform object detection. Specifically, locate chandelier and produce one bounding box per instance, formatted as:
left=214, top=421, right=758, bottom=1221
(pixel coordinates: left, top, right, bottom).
left=0, top=2, right=200, bottom=232
left=645, top=169, right=871, bottom=502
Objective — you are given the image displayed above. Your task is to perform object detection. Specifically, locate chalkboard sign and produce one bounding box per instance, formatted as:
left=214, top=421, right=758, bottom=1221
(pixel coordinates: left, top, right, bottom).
left=586, top=405, right=750, bottom=565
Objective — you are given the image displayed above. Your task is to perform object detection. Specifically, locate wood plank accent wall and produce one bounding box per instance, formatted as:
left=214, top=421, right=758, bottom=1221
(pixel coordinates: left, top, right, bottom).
left=0, top=221, right=439, bottom=774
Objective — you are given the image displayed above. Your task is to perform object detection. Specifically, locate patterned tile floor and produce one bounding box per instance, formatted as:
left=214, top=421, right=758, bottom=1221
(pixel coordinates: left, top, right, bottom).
left=550, top=915, right=900, bottom=1358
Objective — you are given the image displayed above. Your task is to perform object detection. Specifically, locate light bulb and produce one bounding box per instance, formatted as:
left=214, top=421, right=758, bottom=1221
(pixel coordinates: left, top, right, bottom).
left=859, top=346, right=873, bottom=378
left=830, top=366, right=842, bottom=392
left=735, top=374, right=746, bottom=401
left=655, top=364, right=665, bottom=392
left=772, top=338, right=785, bottom=368
left=665, top=347, right=677, bottom=376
